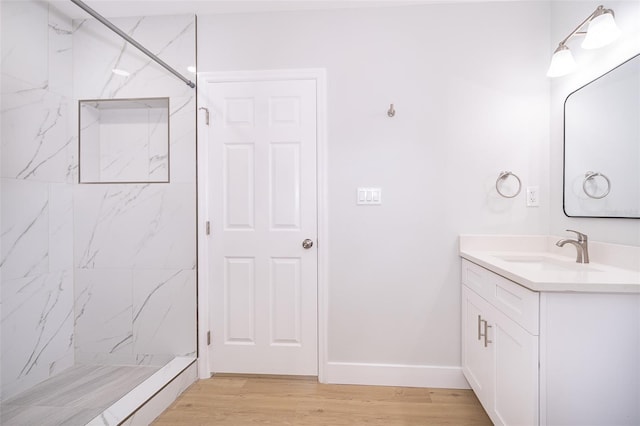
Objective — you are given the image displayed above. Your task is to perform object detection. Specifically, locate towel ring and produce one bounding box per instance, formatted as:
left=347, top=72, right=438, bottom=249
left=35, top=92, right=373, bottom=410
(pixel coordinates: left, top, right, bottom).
left=496, top=171, right=521, bottom=198
left=583, top=171, right=611, bottom=199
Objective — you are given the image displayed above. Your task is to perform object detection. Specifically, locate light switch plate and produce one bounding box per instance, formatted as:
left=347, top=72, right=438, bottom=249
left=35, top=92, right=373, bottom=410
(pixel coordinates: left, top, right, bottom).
left=357, top=187, right=382, bottom=205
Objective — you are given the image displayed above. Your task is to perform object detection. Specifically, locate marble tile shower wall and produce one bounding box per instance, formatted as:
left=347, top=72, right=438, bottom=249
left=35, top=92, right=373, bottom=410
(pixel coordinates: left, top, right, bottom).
left=72, top=15, right=197, bottom=365
left=1, top=1, right=76, bottom=400
left=1, top=2, right=197, bottom=401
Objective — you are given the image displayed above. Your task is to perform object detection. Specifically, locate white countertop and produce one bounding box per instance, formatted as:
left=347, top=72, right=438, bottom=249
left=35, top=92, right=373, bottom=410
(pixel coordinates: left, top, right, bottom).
left=459, top=235, right=640, bottom=294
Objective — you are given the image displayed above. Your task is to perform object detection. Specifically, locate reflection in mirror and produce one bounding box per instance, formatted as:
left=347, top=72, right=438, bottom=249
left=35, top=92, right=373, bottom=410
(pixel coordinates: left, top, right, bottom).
left=564, top=53, right=640, bottom=218
left=79, top=97, right=170, bottom=183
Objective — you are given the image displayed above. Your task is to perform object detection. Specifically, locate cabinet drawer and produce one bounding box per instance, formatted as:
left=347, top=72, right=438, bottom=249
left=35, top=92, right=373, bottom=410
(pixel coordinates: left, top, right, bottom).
left=462, top=259, right=539, bottom=335
left=492, top=272, right=539, bottom=335
left=461, top=259, right=494, bottom=301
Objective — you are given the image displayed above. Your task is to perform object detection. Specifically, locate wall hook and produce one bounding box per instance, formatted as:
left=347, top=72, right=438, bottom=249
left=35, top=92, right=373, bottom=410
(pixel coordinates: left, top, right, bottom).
left=387, top=103, right=396, bottom=118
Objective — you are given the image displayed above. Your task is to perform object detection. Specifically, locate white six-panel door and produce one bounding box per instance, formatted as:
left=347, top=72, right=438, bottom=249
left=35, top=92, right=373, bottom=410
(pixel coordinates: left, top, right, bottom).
left=205, top=79, right=318, bottom=375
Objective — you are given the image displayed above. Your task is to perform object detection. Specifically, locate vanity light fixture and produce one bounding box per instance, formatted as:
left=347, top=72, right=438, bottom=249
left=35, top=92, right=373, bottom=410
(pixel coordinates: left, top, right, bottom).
left=581, top=9, right=621, bottom=49
left=547, top=45, right=577, bottom=77
left=547, top=5, right=621, bottom=78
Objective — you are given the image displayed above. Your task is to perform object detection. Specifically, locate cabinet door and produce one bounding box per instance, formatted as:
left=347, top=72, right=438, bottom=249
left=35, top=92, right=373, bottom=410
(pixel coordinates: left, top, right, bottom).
left=461, top=286, right=494, bottom=409
left=492, top=308, right=539, bottom=426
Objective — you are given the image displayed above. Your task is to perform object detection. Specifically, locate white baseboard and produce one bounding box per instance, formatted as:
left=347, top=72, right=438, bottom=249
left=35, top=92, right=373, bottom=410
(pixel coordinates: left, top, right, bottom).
left=324, top=362, right=470, bottom=389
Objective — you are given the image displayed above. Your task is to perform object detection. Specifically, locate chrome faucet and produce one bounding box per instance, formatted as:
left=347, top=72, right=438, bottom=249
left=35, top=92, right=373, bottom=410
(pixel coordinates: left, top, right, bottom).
left=556, top=230, right=590, bottom=264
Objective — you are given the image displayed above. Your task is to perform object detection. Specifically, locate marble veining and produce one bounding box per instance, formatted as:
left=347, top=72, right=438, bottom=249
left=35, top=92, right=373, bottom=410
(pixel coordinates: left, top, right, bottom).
left=49, top=183, right=74, bottom=272
left=97, top=18, right=144, bottom=99
left=1, top=0, right=77, bottom=400
left=0, top=0, right=49, bottom=87
left=0, top=179, right=50, bottom=281
left=1, top=271, right=74, bottom=399
left=133, top=269, right=196, bottom=355
left=74, top=184, right=195, bottom=270
left=149, top=153, right=169, bottom=178
left=168, top=94, right=196, bottom=183
left=17, top=100, right=62, bottom=176
left=0, top=79, right=48, bottom=113
left=74, top=269, right=134, bottom=360
left=135, top=353, right=175, bottom=367
left=73, top=15, right=196, bottom=100
left=106, top=20, right=195, bottom=100
left=1, top=200, right=47, bottom=271
left=1, top=85, right=73, bottom=182
left=19, top=277, right=73, bottom=377
left=2, top=2, right=196, bottom=418
left=49, top=22, right=73, bottom=36
left=170, top=95, right=193, bottom=117
left=75, top=184, right=151, bottom=269
left=79, top=96, right=170, bottom=183
left=133, top=269, right=182, bottom=322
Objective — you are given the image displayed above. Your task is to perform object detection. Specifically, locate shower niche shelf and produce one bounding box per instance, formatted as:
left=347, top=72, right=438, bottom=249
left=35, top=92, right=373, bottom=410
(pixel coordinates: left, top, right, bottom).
left=79, top=97, right=170, bottom=183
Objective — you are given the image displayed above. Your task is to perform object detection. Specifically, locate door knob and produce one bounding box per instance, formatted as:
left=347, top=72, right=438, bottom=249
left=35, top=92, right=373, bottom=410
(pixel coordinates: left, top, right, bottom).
left=302, top=239, right=314, bottom=249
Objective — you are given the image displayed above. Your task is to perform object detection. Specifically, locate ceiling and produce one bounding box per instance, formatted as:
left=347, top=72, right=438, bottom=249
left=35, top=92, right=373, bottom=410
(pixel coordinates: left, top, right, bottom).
left=51, top=0, right=488, bottom=19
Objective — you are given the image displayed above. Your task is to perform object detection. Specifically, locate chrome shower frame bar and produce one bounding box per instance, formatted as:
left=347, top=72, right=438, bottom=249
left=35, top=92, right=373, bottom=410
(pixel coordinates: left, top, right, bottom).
left=70, top=0, right=195, bottom=89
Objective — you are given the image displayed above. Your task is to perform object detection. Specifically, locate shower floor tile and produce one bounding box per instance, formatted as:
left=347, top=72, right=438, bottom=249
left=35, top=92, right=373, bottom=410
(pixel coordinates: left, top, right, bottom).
left=1, top=364, right=160, bottom=425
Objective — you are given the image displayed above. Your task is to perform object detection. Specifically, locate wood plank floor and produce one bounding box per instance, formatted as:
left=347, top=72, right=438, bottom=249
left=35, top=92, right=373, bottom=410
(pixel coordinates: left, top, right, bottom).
left=153, top=375, right=492, bottom=425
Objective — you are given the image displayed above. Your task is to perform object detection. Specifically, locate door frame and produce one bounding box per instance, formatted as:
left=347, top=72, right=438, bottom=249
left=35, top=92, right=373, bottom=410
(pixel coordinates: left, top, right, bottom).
left=196, top=69, right=328, bottom=381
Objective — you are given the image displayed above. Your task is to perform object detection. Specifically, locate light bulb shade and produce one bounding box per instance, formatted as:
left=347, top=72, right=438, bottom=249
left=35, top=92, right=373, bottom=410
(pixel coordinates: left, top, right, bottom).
left=547, top=46, right=577, bottom=77
left=581, top=11, right=621, bottom=49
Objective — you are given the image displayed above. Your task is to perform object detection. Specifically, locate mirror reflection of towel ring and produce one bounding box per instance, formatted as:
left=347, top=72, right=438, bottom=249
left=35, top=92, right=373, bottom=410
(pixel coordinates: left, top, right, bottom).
left=583, top=171, right=611, bottom=199
left=496, top=171, right=522, bottom=198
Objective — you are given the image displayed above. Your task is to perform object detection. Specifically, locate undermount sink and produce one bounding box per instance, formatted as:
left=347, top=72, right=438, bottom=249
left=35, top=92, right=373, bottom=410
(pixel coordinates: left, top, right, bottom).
left=494, top=254, right=603, bottom=272
left=459, top=235, right=640, bottom=293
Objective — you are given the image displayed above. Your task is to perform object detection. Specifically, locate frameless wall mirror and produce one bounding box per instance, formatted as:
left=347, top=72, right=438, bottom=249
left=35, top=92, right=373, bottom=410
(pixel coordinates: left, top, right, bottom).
left=564, top=53, right=640, bottom=218
left=79, top=97, right=170, bottom=183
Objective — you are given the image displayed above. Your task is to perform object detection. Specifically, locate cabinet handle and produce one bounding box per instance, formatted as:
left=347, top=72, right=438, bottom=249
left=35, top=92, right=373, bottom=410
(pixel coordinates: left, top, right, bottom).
left=483, top=322, right=493, bottom=347
left=477, top=315, right=483, bottom=341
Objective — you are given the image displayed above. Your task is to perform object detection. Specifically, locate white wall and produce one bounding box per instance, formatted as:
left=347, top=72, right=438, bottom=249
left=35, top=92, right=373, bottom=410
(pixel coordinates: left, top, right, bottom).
left=198, top=2, right=550, bottom=386
left=549, top=1, right=640, bottom=245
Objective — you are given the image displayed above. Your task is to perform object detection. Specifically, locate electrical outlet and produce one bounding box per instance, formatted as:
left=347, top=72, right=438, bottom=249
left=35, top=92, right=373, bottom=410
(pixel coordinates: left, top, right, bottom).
left=526, top=186, right=539, bottom=207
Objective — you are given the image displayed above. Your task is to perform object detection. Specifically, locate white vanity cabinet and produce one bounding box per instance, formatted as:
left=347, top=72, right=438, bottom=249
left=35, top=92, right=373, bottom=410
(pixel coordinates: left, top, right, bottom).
left=461, top=259, right=539, bottom=426
left=461, top=257, right=640, bottom=426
